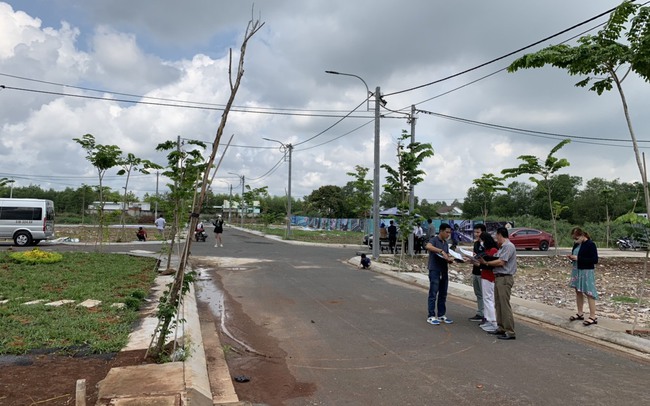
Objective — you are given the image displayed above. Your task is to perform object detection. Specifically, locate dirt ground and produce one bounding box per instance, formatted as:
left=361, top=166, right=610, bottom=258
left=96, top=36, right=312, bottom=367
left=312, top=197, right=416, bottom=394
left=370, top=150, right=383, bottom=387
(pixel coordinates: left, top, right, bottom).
left=0, top=350, right=152, bottom=406
left=1, top=253, right=647, bottom=405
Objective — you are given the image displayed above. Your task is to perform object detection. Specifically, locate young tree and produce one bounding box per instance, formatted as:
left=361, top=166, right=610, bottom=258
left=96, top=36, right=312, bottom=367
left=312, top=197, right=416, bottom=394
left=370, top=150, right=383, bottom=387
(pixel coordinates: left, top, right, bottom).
left=471, top=173, right=508, bottom=223
left=73, top=134, right=122, bottom=245
left=507, top=0, right=650, bottom=220
left=502, top=139, right=571, bottom=253
left=116, top=153, right=162, bottom=237
left=381, top=130, right=434, bottom=258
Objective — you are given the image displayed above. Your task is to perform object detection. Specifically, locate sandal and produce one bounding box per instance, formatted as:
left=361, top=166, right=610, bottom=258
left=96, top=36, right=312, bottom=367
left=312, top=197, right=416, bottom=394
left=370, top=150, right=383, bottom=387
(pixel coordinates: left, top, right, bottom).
left=569, top=313, right=584, bottom=322
left=583, top=317, right=598, bottom=326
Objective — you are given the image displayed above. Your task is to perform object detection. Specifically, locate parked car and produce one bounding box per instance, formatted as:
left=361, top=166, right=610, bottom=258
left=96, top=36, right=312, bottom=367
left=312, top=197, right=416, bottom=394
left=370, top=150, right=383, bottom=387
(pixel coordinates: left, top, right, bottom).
left=508, top=227, right=554, bottom=251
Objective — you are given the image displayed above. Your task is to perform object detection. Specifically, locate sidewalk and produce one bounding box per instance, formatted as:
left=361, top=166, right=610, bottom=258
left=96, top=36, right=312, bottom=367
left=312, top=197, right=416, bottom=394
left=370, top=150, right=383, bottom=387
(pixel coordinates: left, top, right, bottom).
left=95, top=251, right=241, bottom=406
left=348, top=256, right=650, bottom=359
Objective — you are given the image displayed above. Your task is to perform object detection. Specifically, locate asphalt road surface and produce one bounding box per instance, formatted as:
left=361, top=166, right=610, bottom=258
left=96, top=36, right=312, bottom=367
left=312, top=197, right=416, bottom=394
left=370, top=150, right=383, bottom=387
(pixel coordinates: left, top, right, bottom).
left=189, top=229, right=649, bottom=406
left=5, top=230, right=647, bottom=404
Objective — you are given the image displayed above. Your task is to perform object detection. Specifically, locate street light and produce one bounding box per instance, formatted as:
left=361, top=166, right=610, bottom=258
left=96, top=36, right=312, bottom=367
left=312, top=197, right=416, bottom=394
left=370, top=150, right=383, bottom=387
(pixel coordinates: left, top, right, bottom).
left=228, top=172, right=245, bottom=228
left=325, top=71, right=371, bottom=112
left=326, top=70, right=381, bottom=260
left=263, top=138, right=293, bottom=238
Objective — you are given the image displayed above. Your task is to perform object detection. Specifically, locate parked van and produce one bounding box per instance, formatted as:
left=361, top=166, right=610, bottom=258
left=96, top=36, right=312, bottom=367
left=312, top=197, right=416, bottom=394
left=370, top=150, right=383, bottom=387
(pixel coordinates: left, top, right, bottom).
left=0, top=198, right=55, bottom=246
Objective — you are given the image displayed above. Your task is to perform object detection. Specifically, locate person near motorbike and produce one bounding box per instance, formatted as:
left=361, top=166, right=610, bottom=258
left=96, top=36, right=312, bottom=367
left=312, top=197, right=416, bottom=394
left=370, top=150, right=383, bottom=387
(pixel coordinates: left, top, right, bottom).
left=195, top=221, right=207, bottom=242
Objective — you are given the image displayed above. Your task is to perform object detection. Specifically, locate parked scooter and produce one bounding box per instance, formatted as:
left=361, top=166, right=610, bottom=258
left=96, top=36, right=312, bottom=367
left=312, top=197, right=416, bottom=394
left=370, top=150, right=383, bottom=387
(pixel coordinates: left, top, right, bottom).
left=616, top=236, right=639, bottom=251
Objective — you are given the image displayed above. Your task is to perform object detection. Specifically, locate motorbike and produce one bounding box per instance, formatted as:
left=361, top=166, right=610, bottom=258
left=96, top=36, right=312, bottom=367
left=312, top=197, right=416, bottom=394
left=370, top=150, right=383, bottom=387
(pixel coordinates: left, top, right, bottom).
left=194, top=229, right=208, bottom=242
left=616, top=236, right=639, bottom=251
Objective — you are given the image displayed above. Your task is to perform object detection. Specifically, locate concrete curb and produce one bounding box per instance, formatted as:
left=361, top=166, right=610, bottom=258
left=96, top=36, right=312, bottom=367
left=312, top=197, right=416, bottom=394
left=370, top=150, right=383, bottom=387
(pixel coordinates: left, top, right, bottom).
left=348, top=257, right=650, bottom=358
left=96, top=254, right=229, bottom=405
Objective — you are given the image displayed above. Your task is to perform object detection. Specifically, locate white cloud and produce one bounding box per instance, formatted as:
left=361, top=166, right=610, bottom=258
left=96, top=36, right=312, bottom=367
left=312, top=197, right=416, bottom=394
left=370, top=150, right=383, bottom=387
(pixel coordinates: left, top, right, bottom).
left=0, top=0, right=648, bottom=204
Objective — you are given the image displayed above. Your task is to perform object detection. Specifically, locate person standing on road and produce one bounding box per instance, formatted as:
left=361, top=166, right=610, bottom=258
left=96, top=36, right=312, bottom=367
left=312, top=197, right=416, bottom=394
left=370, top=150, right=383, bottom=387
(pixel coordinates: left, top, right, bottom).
left=212, top=215, right=224, bottom=247
left=468, top=223, right=486, bottom=322
left=567, top=227, right=599, bottom=326
left=425, top=223, right=455, bottom=325
left=154, top=214, right=166, bottom=238
left=480, top=227, right=517, bottom=340
left=477, top=232, right=499, bottom=333
left=388, top=220, right=398, bottom=254
left=413, top=223, right=424, bottom=254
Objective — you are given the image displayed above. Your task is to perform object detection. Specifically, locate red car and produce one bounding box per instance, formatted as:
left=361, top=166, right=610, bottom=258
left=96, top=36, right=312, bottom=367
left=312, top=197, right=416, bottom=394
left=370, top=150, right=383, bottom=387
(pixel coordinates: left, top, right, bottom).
left=507, top=227, right=555, bottom=251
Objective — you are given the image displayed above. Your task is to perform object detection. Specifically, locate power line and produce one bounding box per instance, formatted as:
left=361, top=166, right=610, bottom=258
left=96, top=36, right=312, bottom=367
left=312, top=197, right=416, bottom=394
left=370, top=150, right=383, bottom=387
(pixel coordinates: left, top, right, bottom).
left=383, top=3, right=626, bottom=97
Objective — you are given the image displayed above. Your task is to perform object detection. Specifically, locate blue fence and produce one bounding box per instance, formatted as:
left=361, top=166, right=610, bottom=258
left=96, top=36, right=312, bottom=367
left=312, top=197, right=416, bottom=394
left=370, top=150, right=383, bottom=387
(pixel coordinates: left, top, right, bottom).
left=290, top=216, right=513, bottom=242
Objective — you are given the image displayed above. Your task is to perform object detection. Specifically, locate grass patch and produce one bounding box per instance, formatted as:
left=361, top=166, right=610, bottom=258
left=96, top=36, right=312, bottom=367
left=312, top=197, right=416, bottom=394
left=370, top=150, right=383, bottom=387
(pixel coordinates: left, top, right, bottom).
left=0, top=251, right=157, bottom=355
left=611, top=296, right=640, bottom=304
left=243, top=224, right=364, bottom=244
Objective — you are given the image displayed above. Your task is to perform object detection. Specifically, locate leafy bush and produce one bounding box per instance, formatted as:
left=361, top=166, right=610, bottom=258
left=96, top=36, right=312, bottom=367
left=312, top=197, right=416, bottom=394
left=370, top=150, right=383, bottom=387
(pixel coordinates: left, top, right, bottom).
left=9, top=249, right=63, bottom=264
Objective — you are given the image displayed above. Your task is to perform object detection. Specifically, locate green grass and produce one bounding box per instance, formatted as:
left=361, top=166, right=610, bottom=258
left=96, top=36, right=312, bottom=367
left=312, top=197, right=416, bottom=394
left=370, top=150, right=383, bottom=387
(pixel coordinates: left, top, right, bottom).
left=0, top=251, right=157, bottom=355
left=244, top=224, right=364, bottom=244
left=611, top=296, right=642, bottom=304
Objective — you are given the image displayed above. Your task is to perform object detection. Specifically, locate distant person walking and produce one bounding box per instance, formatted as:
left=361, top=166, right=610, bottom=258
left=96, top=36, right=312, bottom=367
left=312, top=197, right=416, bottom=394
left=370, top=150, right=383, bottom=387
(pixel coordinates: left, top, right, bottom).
left=154, top=214, right=166, bottom=238
left=425, top=223, right=455, bottom=326
left=387, top=220, right=398, bottom=254
left=212, top=215, right=224, bottom=247
left=567, top=227, right=599, bottom=326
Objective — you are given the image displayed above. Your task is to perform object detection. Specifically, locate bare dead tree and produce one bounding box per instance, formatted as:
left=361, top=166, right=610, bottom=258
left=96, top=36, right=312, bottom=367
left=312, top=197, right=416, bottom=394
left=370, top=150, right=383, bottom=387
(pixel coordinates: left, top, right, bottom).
left=153, top=14, right=265, bottom=357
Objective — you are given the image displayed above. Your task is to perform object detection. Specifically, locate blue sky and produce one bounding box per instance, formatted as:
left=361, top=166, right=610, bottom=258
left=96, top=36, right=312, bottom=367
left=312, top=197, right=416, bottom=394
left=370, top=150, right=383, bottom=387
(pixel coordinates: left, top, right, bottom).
left=0, top=1, right=647, bottom=203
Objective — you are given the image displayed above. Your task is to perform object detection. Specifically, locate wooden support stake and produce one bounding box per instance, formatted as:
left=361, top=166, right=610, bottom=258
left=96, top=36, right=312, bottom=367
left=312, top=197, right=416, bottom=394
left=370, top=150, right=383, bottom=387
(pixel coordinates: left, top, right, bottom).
left=75, top=379, right=86, bottom=406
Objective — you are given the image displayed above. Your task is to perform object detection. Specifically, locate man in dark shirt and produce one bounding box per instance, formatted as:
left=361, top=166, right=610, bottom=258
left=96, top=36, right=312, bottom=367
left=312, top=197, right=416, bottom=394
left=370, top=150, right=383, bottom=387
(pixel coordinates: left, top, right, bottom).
left=425, top=223, right=455, bottom=325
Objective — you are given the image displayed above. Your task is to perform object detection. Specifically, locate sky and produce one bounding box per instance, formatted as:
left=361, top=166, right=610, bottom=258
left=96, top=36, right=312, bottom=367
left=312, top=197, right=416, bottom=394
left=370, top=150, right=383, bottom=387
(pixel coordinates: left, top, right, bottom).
left=0, top=0, right=648, bottom=206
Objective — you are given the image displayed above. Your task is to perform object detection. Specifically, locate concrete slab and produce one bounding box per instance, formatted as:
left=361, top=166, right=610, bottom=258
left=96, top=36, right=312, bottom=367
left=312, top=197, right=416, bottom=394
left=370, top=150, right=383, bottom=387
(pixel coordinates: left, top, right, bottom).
left=110, top=394, right=180, bottom=406
left=111, top=302, right=127, bottom=309
left=77, top=299, right=101, bottom=308
left=45, top=299, right=75, bottom=306
left=97, top=363, right=184, bottom=399
left=0, top=299, right=9, bottom=305
left=23, top=299, right=44, bottom=305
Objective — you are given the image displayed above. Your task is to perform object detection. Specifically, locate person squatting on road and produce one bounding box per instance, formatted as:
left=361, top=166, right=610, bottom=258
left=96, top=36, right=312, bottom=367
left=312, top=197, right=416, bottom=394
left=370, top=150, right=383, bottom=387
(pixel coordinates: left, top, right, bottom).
left=567, top=227, right=599, bottom=326
left=212, top=215, right=224, bottom=247
left=425, top=223, right=455, bottom=325
left=479, top=227, right=517, bottom=340
left=358, top=253, right=371, bottom=269
left=468, top=223, right=486, bottom=322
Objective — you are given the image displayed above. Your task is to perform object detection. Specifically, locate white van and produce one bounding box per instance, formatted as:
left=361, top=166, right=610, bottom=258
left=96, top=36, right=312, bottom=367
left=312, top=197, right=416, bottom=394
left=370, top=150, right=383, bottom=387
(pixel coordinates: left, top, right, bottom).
left=0, top=198, right=55, bottom=246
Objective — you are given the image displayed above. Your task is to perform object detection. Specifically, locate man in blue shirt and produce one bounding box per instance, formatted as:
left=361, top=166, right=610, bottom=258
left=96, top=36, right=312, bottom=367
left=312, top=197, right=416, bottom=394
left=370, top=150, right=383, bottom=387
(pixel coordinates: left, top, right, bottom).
left=425, top=223, right=455, bottom=325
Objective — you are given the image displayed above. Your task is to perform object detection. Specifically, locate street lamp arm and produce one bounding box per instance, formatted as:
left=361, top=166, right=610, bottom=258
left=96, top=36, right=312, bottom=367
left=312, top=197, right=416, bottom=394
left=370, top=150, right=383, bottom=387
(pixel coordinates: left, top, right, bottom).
left=325, top=70, right=371, bottom=112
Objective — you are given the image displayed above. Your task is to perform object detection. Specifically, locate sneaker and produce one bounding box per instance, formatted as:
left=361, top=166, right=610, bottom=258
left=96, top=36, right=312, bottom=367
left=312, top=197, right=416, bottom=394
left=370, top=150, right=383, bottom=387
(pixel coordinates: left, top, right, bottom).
left=426, top=317, right=440, bottom=325
left=439, top=315, right=454, bottom=324
left=220, top=244, right=223, bottom=247
left=480, top=322, right=498, bottom=332
left=468, top=315, right=483, bottom=322
left=214, top=244, right=219, bottom=248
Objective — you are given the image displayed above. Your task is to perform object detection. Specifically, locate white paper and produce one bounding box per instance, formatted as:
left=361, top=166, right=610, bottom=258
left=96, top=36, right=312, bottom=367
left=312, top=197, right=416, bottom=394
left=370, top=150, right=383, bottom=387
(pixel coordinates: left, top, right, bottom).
left=459, top=247, right=474, bottom=257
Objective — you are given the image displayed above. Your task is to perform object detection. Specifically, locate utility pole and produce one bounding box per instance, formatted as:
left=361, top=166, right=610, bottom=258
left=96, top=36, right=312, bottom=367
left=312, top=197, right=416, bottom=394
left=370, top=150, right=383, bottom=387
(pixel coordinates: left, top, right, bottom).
left=408, top=104, right=416, bottom=256
left=287, top=143, right=293, bottom=237
left=372, top=86, right=381, bottom=260
left=229, top=184, right=233, bottom=222
left=155, top=171, right=159, bottom=219
left=263, top=138, right=293, bottom=238
left=240, top=175, right=245, bottom=228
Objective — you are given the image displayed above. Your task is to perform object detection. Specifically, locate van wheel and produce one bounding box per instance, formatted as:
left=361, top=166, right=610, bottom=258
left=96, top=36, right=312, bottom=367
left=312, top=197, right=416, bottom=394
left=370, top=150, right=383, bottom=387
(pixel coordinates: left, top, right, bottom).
left=14, top=232, right=33, bottom=247
left=32, top=240, right=41, bottom=246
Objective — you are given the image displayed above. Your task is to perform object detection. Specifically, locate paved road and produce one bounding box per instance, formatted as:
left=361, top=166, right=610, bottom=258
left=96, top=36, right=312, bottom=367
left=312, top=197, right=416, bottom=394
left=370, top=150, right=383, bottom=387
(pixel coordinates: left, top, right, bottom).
left=5, top=230, right=648, bottom=404
left=189, top=228, right=649, bottom=405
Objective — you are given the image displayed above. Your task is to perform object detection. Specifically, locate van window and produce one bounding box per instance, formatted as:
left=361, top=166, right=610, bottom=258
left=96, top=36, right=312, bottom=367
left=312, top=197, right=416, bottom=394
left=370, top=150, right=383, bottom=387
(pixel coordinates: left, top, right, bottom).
left=0, top=207, right=42, bottom=221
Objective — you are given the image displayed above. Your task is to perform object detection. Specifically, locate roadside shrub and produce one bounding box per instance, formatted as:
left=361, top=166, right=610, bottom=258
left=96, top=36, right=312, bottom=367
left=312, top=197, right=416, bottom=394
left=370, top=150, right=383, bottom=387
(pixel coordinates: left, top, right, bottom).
left=9, top=249, right=63, bottom=264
